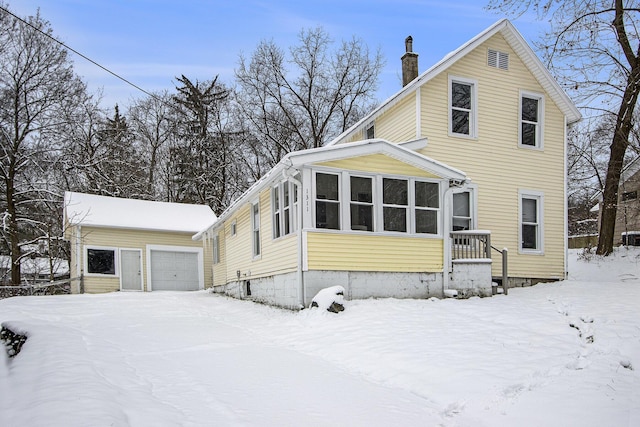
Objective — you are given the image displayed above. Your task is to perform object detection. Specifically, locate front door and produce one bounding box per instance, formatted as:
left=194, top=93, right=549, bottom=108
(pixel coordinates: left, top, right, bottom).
left=120, top=249, right=142, bottom=291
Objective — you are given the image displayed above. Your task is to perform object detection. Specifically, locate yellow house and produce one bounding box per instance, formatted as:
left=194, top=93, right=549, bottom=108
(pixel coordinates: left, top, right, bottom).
left=64, top=192, right=216, bottom=293
left=195, top=19, right=581, bottom=309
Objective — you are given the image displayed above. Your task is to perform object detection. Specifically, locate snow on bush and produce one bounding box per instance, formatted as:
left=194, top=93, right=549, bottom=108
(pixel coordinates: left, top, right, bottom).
left=310, top=285, right=345, bottom=313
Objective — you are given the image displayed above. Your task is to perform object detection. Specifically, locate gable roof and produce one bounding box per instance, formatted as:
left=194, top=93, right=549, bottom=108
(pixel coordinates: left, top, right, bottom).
left=328, top=19, right=581, bottom=147
left=64, top=192, right=216, bottom=233
left=194, top=138, right=467, bottom=239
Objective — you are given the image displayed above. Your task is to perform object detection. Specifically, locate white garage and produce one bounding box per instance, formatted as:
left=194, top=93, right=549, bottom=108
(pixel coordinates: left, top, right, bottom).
left=148, top=246, right=204, bottom=291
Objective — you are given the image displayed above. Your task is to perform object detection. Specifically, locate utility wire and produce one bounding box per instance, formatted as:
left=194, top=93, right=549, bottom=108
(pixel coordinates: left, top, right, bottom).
left=0, top=4, right=171, bottom=108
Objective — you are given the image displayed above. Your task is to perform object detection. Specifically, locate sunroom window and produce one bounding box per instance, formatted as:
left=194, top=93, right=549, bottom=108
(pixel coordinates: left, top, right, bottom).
left=315, top=173, right=340, bottom=229
left=415, top=181, right=439, bottom=234
left=350, top=176, right=373, bottom=231
left=383, top=178, right=408, bottom=232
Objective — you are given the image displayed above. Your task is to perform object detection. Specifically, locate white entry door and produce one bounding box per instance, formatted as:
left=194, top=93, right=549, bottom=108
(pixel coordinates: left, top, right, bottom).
left=120, top=249, right=143, bottom=291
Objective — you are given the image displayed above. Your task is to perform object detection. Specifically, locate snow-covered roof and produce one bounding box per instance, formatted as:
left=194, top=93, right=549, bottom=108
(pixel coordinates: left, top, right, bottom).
left=328, top=19, right=581, bottom=147
left=64, top=192, right=216, bottom=233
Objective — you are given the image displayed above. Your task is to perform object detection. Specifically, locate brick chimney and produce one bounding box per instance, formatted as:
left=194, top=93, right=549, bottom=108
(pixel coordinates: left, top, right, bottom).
left=401, top=36, right=418, bottom=87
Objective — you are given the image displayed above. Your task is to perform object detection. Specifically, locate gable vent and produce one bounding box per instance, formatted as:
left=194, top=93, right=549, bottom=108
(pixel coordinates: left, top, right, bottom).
left=488, top=49, right=509, bottom=70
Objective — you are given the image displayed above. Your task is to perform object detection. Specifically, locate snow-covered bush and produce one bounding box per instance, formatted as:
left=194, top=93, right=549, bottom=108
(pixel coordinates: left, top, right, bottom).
left=310, top=286, right=345, bottom=313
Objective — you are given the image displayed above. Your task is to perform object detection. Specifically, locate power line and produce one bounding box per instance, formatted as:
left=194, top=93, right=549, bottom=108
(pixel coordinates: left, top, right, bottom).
left=0, top=4, right=169, bottom=107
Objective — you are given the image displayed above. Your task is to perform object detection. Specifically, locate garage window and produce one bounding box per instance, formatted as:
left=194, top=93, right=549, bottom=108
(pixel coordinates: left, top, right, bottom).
left=86, top=247, right=116, bottom=275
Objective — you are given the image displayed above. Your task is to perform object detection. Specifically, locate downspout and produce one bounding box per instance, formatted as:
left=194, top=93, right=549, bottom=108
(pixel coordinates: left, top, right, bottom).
left=282, top=168, right=305, bottom=309
left=75, top=225, right=82, bottom=294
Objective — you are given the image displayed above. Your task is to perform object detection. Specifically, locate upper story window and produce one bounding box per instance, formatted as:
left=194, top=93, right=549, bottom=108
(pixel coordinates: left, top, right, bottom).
left=449, top=75, right=477, bottom=138
left=315, top=172, right=340, bottom=230
left=366, top=123, right=375, bottom=139
left=520, top=91, right=544, bottom=149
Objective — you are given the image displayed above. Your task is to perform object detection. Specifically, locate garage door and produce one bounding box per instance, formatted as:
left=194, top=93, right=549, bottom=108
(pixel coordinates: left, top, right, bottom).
left=150, top=250, right=200, bottom=291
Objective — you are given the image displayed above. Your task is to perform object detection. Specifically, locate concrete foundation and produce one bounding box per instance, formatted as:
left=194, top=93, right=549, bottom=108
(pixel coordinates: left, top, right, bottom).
left=449, top=259, right=493, bottom=297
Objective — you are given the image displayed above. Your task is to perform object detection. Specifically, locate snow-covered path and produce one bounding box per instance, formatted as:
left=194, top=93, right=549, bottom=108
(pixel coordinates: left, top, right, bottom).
left=1, top=248, right=639, bottom=426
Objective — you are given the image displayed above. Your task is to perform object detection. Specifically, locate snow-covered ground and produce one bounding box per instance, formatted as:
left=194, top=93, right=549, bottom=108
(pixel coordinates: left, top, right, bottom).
left=1, top=248, right=639, bottom=426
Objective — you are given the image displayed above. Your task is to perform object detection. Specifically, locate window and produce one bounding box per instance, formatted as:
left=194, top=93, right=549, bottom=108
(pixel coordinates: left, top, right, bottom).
left=272, top=182, right=298, bottom=238
left=350, top=176, right=373, bottom=231
left=86, top=248, right=116, bottom=275
left=520, top=191, right=544, bottom=253
left=251, top=202, right=260, bottom=257
left=231, top=220, right=236, bottom=236
left=272, top=186, right=281, bottom=238
left=366, top=123, right=375, bottom=139
left=415, top=181, right=439, bottom=234
left=383, top=178, right=408, bottom=232
left=622, top=190, right=637, bottom=202
left=452, top=192, right=472, bottom=231
left=315, top=173, right=340, bottom=229
left=213, top=234, right=220, bottom=264
left=488, top=49, right=509, bottom=70
left=520, top=92, right=544, bottom=148
left=449, top=76, right=477, bottom=137
left=313, top=170, right=441, bottom=235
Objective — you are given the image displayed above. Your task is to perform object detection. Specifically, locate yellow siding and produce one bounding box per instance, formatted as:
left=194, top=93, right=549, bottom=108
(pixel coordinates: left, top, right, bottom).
left=75, top=226, right=212, bottom=293
left=307, top=232, right=443, bottom=272
left=317, top=154, right=439, bottom=178
left=219, top=189, right=298, bottom=285
left=375, top=92, right=417, bottom=142
left=417, top=33, right=566, bottom=278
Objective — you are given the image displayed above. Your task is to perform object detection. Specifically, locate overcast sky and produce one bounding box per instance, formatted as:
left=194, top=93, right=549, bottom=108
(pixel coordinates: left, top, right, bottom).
left=8, top=1, right=544, bottom=109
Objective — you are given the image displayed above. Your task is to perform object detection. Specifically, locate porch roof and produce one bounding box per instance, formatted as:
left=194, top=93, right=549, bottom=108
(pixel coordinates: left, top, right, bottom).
left=194, top=138, right=467, bottom=240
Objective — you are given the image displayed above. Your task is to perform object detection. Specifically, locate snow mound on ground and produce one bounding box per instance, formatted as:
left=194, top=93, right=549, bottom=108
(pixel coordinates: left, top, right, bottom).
left=310, top=286, right=345, bottom=312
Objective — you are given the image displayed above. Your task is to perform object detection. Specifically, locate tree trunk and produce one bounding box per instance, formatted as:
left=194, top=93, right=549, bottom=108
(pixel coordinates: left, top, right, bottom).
left=596, top=66, right=640, bottom=255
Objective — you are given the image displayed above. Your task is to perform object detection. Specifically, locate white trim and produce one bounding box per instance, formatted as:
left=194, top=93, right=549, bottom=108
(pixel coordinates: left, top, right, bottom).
left=448, top=75, right=478, bottom=139
left=145, top=244, right=205, bottom=291
left=519, top=90, right=545, bottom=150
left=451, top=184, right=478, bottom=231
left=518, top=190, right=545, bottom=255
left=119, top=248, right=143, bottom=291
left=415, top=87, right=421, bottom=139
left=84, top=245, right=119, bottom=277
left=563, top=115, right=568, bottom=279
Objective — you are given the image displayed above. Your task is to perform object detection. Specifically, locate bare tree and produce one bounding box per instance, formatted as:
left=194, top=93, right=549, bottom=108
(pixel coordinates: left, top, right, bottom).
left=487, top=0, right=640, bottom=255
left=171, top=75, right=232, bottom=214
left=235, top=27, right=384, bottom=173
left=0, top=4, right=86, bottom=284
left=128, top=91, right=177, bottom=200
